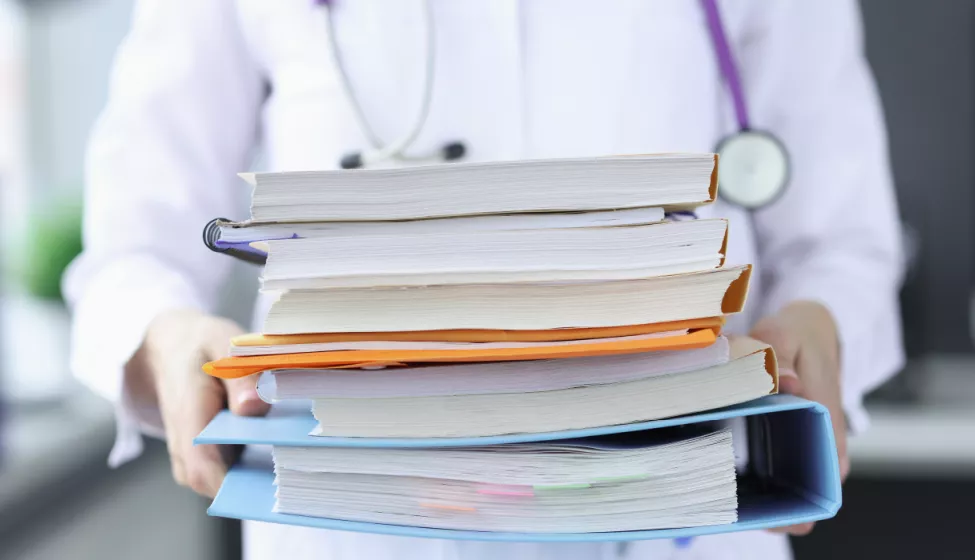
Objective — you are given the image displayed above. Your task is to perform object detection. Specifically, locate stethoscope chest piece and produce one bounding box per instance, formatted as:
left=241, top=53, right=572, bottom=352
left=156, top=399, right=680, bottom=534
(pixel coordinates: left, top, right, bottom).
left=715, top=130, right=789, bottom=210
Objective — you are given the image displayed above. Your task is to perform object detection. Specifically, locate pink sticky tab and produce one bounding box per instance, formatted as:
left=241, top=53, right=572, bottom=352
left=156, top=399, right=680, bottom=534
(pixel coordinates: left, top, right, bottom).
left=476, top=484, right=534, bottom=497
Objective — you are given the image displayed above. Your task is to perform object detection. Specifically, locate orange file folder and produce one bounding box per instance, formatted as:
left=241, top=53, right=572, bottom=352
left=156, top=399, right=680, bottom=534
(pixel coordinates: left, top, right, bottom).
left=205, top=327, right=720, bottom=380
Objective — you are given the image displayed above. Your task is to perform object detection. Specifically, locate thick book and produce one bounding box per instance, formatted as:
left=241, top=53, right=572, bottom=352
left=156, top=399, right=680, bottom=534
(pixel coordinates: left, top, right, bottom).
left=197, top=394, right=842, bottom=540
left=304, top=338, right=777, bottom=438
left=260, top=219, right=728, bottom=290
left=211, top=207, right=667, bottom=247
left=239, top=154, right=718, bottom=223
left=254, top=336, right=731, bottom=400
left=259, top=265, right=751, bottom=335
left=258, top=336, right=730, bottom=401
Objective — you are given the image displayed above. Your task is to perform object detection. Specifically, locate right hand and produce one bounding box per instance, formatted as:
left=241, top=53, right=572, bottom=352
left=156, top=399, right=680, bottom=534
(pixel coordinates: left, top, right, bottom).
left=130, top=308, right=270, bottom=497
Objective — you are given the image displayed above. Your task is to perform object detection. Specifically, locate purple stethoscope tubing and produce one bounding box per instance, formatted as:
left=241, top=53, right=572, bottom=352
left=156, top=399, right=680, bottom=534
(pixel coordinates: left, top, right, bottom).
left=699, top=0, right=750, bottom=131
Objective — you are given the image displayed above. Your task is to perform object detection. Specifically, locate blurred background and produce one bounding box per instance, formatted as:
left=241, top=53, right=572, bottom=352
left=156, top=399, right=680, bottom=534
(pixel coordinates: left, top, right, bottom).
left=0, top=1, right=972, bottom=558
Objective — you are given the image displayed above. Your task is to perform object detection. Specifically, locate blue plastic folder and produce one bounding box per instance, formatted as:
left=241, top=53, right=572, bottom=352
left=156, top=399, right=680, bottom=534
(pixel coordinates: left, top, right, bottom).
left=197, top=394, right=841, bottom=541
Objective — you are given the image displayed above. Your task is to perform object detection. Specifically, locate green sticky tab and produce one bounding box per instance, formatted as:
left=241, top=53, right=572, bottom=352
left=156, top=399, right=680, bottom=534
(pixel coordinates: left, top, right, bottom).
left=592, top=474, right=648, bottom=484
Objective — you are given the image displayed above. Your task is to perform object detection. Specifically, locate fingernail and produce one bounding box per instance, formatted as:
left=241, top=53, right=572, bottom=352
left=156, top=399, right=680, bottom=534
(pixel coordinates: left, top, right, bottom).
left=237, top=388, right=260, bottom=407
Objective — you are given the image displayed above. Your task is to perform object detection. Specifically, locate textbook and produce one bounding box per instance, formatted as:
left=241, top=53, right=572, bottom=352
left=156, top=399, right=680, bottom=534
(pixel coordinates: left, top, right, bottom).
left=211, top=206, right=666, bottom=246
left=305, top=338, right=777, bottom=438
left=239, top=154, right=718, bottom=223
left=197, top=395, right=842, bottom=540
left=260, top=265, right=751, bottom=335
left=256, top=337, right=731, bottom=399
left=260, top=219, right=728, bottom=290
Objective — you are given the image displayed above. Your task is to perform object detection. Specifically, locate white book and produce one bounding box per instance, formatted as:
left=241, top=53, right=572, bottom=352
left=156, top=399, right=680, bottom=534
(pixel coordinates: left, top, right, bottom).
left=272, top=428, right=737, bottom=533
left=218, top=206, right=666, bottom=243
left=241, top=154, right=717, bottom=222
left=310, top=339, right=776, bottom=438
left=260, top=219, right=727, bottom=290
left=262, top=265, right=750, bottom=335
left=260, top=336, right=728, bottom=398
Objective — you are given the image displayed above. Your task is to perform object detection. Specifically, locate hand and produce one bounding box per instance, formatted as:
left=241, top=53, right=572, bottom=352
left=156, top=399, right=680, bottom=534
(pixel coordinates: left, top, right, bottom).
left=750, top=300, right=848, bottom=537
left=128, top=308, right=270, bottom=497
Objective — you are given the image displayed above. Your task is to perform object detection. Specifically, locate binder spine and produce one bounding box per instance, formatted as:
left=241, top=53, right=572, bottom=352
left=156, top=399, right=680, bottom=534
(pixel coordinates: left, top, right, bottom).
left=203, top=217, right=268, bottom=266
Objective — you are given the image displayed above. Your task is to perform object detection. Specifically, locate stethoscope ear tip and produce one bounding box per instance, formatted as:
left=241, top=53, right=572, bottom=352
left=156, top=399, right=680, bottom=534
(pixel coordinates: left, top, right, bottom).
left=340, top=152, right=364, bottom=170
left=442, top=141, right=467, bottom=162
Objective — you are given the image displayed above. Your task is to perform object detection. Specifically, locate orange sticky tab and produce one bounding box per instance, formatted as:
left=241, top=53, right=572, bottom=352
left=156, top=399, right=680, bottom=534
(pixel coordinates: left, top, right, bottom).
left=203, top=328, right=718, bottom=379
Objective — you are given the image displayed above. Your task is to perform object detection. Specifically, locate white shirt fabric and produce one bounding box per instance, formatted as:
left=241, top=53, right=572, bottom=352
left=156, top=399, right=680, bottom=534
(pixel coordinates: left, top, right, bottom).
left=63, top=1, right=905, bottom=559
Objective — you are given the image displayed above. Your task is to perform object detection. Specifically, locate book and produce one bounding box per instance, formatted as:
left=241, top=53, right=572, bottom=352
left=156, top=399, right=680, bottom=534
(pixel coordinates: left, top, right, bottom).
left=259, top=219, right=727, bottom=290
left=213, top=206, right=667, bottom=245
left=260, top=265, right=750, bottom=335
left=240, top=154, right=717, bottom=222
left=197, top=395, right=842, bottom=540
left=271, top=429, right=737, bottom=533
left=257, top=336, right=731, bottom=399
left=307, top=338, right=777, bottom=438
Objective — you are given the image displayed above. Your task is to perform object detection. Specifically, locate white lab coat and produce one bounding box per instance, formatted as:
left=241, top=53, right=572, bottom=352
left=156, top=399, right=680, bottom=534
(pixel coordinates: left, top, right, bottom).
left=64, top=1, right=904, bottom=559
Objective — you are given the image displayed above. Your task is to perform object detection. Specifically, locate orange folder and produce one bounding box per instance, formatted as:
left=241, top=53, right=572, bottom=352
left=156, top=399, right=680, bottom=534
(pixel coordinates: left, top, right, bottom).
left=205, top=327, right=720, bottom=380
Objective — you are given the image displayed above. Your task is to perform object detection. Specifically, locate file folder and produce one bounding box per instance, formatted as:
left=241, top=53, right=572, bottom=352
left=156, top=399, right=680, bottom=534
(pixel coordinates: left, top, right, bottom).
left=197, top=394, right=841, bottom=540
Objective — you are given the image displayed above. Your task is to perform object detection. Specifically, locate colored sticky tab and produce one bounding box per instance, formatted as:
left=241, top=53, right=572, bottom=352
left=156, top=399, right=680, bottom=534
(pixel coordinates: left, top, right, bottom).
left=534, top=483, right=592, bottom=491
left=418, top=502, right=477, bottom=513
left=592, top=474, right=648, bottom=484
left=476, top=484, right=534, bottom=497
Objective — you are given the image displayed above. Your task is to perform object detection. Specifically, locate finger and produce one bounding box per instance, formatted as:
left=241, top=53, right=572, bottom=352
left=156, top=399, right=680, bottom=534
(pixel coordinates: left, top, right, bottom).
left=750, top=316, right=799, bottom=373
left=770, top=522, right=815, bottom=536
left=202, top=317, right=245, bottom=360
left=777, top=367, right=803, bottom=396
left=224, top=374, right=272, bottom=417
left=167, top=437, right=187, bottom=487
left=175, top=374, right=230, bottom=497
left=184, top=443, right=229, bottom=498
left=795, top=350, right=849, bottom=483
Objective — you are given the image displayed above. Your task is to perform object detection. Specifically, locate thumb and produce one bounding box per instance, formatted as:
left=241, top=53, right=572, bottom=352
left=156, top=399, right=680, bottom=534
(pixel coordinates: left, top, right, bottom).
left=223, top=374, right=272, bottom=417
left=750, top=316, right=800, bottom=388
left=199, top=317, right=269, bottom=417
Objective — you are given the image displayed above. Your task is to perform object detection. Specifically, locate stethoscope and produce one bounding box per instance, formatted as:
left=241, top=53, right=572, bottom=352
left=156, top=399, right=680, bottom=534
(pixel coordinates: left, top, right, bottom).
left=318, top=0, right=789, bottom=210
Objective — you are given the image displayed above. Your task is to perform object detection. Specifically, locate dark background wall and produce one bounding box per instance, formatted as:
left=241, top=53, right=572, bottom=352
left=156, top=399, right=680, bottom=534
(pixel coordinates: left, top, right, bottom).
left=792, top=5, right=975, bottom=558
left=863, top=0, right=975, bottom=356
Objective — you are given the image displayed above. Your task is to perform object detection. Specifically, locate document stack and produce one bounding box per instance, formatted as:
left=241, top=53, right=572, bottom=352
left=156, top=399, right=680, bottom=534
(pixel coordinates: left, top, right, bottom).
left=198, top=154, right=842, bottom=541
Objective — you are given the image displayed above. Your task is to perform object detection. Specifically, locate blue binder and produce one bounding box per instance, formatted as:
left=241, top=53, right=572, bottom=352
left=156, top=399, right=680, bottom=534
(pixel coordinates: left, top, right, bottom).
left=197, top=394, right=841, bottom=541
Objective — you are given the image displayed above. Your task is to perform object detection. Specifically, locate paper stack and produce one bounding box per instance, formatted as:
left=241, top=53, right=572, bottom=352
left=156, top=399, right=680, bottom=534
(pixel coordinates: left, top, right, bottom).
left=197, top=154, right=841, bottom=539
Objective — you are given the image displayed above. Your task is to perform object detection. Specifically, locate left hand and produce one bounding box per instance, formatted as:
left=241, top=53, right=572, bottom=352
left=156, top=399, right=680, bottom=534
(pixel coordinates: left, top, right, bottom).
left=749, top=300, right=849, bottom=537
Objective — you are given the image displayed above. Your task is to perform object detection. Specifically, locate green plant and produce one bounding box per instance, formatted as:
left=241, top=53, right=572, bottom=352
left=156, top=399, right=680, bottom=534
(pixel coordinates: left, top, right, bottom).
left=18, top=196, right=83, bottom=301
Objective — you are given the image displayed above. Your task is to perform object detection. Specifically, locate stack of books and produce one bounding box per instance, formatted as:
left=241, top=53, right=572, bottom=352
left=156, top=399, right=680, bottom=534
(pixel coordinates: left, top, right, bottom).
left=198, top=154, right=842, bottom=541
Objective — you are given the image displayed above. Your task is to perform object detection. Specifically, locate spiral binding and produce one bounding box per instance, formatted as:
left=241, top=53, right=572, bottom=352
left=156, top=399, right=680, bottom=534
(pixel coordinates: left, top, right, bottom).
left=202, top=217, right=268, bottom=266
